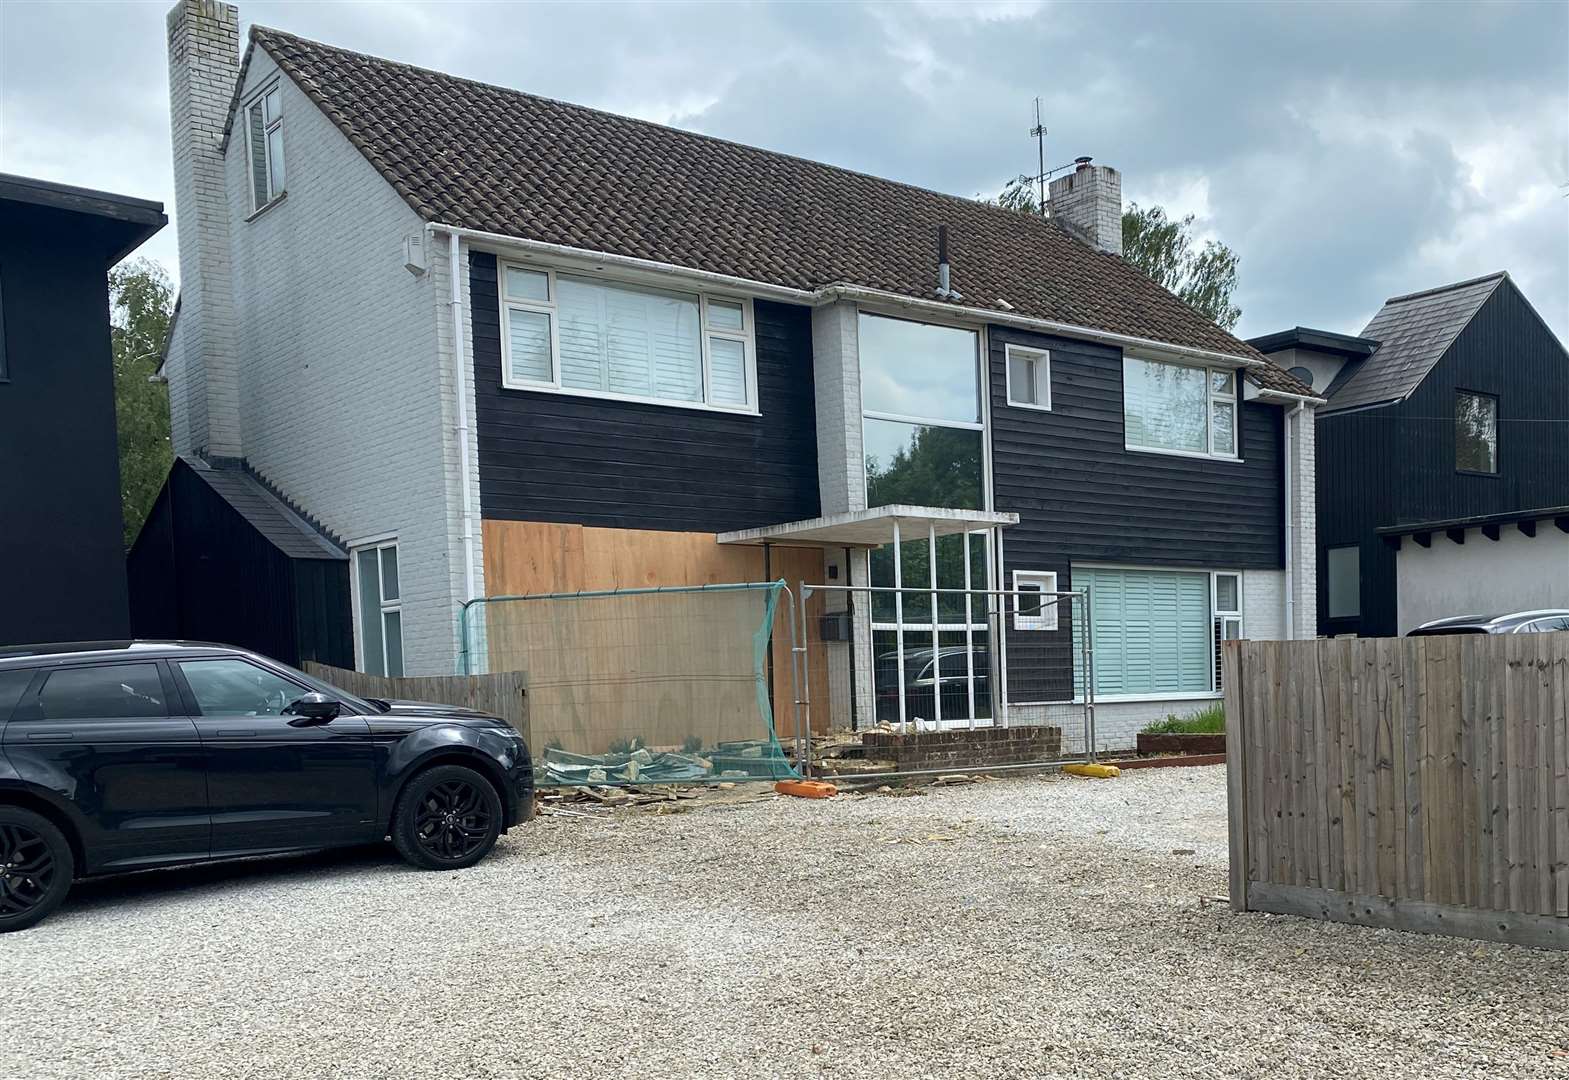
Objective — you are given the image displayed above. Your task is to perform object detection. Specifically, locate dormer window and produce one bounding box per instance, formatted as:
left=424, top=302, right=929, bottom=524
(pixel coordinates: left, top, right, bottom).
left=1122, top=356, right=1239, bottom=460
left=246, top=84, right=285, bottom=211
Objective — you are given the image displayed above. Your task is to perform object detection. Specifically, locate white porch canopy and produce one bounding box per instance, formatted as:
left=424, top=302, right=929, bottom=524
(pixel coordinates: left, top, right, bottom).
left=716, top=504, right=1018, bottom=549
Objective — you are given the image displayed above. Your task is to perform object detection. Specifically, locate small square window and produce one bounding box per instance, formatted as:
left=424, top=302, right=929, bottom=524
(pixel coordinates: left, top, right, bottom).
left=505, top=266, right=550, bottom=303
left=1012, top=569, right=1058, bottom=630
left=707, top=297, right=744, bottom=332
left=1006, top=344, right=1050, bottom=410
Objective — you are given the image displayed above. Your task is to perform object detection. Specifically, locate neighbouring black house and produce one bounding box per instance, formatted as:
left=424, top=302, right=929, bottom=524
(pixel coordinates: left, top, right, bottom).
left=0, top=174, right=165, bottom=647
left=1252, top=272, right=1569, bottom=637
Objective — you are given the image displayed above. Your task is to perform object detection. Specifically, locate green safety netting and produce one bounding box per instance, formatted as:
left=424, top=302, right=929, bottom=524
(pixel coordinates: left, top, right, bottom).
left=459, top=581, right=799, bottom=787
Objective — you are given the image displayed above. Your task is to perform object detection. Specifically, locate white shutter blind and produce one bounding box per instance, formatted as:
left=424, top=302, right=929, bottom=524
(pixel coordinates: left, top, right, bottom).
left=506, top=308, right=552, bottom=383
left=558, top=275, right=701, bottom=402
left=709, top=337, right=747, bottom=406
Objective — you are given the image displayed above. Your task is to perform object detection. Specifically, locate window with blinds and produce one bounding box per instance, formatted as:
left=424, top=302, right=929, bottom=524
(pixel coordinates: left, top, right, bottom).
left=498, top=262, right=755, bottom=411
left=1077, top=567, right=1215, bottom=697
left=1122, top=356, right=1238, bottom=459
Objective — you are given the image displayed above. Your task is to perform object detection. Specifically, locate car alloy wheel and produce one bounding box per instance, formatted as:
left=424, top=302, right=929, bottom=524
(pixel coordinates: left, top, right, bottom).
left=412, top=779, right=495, bottom=862
left=0, top=823, right=57, bottom=920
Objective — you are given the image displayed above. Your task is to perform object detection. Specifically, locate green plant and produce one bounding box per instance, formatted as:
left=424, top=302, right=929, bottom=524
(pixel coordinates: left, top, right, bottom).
left=1140, top=703, right=1224, bottom=735
left=681, top=734, right=704, bottom=753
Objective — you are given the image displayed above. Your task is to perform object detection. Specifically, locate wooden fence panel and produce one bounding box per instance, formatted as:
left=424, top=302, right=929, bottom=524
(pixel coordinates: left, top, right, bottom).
left=1223, top=634, right=1569, bottom=950
left=304, top=663, right=529, bottom=740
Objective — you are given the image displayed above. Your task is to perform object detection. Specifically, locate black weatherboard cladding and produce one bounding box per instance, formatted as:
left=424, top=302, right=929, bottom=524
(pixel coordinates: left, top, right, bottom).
left=988, top=326, right=1284, bottom=698
left=1316, top=280, right=1569, bottom=637
left=468, top=252, right=820, bottom=532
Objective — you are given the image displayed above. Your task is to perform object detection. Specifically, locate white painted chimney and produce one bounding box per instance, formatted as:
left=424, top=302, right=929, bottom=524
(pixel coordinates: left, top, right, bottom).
left=1048, top=157, right=1123, bottom=257
left=166, top=0, right=243, bottom=461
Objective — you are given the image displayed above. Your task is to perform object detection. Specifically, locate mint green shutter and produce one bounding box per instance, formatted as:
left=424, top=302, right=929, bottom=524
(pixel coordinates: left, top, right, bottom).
left=1079, top=568, right=1213, bottom=696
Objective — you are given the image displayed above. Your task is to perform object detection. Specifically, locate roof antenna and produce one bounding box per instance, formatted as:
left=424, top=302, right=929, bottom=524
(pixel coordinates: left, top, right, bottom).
left=1031, top=97, right=1048, bottom=217
left=936, top=225, right=963, bottom=301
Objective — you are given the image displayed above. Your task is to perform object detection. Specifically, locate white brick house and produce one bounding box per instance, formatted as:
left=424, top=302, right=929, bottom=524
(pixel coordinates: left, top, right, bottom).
left=140, top=1, right=1319, bottom=753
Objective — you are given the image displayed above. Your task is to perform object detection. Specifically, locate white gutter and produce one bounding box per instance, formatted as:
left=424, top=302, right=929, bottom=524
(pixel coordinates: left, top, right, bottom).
left=436, top=224, right=479, bottom=604
left=1256, top=387, right=1329, bottom=407
left=428, top=222, right=1270, bottom=372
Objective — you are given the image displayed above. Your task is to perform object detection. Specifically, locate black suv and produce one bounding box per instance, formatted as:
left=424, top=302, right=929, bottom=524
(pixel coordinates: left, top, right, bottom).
left=0, top=641, right=533, bottom=931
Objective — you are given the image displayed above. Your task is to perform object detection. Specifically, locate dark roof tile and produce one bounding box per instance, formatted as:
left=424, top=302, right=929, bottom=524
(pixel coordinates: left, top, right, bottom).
left=250, top=26, right=1310, bottom=396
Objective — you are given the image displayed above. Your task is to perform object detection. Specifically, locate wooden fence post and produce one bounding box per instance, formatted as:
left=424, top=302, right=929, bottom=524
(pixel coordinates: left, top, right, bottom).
left=1224, top=640, right=1248, bottom=913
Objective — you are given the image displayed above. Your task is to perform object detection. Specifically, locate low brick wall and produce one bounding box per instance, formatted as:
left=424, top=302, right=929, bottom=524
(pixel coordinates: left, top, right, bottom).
left=861, top=726, right=1063, bottom=771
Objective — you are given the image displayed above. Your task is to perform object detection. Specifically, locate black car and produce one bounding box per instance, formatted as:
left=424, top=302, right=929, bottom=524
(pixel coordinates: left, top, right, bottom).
left=1407, top=610, right=1569, bottom=636
left=874, top=646, right=992, bottom=724
left=0, top=641, right=533, bottom=931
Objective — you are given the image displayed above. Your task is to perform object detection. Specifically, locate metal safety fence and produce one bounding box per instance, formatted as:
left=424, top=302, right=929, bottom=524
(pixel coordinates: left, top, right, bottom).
left=458, top=582, right=803, bottom=787
left=795, top=583, right=1098, bottom=780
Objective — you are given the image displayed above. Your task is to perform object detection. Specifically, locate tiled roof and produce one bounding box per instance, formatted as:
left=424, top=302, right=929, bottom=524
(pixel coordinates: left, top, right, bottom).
left=1324, top=273, right=1508, bottom=412
left=249, top=26, right=1309, bottom=396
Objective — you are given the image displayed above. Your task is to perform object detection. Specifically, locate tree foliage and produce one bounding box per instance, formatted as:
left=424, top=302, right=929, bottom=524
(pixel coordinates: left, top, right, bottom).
left=110, top=258, right=174, bottom=548
left=983, top=180, right=1243, bottom=330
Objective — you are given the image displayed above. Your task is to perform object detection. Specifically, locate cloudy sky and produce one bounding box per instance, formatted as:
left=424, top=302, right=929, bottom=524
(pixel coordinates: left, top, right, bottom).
left=3, top=0, right=1565, bottom=340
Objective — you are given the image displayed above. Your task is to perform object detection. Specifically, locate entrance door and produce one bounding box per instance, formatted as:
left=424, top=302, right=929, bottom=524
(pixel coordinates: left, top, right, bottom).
left=171, top=657, right=379, bottom=855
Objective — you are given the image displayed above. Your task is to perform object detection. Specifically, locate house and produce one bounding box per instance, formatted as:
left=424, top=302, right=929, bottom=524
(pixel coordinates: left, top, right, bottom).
left=138, top=0, right=1317, bottom=750
left=1250, top=272, right=1569, bottom=636
left=0, top=174, right=166, bottom=647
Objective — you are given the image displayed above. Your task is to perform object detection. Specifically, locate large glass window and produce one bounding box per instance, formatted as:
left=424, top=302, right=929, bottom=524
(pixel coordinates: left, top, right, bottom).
left=500, top=263, right=754, bottom=410
left=1456, top=390, right=1498, bottom=474
left=1326, top=545, right=1361, bottom=619
left=354, top=540, right=404, bottom=677
left=1123, top=357, right=1238, bottom=458
left=1078, top=568, right=1214, bottom=697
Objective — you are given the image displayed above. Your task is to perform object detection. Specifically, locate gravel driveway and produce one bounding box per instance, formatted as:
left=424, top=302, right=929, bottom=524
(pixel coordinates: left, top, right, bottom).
left=5, top=766, right=1566, bottom=1079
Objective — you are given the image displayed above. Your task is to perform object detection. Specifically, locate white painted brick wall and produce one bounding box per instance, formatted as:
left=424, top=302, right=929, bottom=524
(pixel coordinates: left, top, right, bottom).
left=214, top=47, right=467, bottom=675
left=1009, top=698, right=1217, bottom=755
left=811, top=301, right=865, bottom=514
left=166, top=0, right=243, bottom=458
left=1291, top=406, right=1318, bottom=637
left=1243, top=569, right=1286, bottom=642
left=1048, top=165, right=1123, bottom=257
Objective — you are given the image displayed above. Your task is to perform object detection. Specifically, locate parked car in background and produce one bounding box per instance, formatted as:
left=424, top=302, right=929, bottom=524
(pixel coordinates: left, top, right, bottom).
left=1406, top=611, right=1569, bottom=636
left=0, top=641, right=533, bottom=931
left=875, top=647, right=992, bottom=724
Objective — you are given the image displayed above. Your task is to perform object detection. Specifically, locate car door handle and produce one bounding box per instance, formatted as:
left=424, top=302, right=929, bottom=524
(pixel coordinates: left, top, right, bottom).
left=215, top=729, right=257, bottom=738
left=27, top=732, right=73, bottom=742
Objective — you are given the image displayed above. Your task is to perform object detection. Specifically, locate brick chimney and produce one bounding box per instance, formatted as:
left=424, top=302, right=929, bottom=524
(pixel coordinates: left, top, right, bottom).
left=1049, top=157, right=1122, bottom=257
left=166, top=0, right=242, bottom=460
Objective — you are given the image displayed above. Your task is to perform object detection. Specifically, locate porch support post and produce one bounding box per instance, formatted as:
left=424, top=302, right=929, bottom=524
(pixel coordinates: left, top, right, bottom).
left=963, top=530, right=976, bottom=731
left=928, top=521, right=941, bottom=732
left=892, top=517, right=907, bottom=731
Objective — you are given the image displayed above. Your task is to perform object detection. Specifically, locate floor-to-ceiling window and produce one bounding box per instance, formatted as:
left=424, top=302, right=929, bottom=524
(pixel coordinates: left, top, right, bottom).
left=858, top=313, right=990, bottom=726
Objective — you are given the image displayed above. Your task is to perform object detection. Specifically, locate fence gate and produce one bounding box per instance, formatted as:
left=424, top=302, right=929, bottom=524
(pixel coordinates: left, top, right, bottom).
left=459, top=582, right=803, bottom=787
left=797, top=582, right=1097, bottom=779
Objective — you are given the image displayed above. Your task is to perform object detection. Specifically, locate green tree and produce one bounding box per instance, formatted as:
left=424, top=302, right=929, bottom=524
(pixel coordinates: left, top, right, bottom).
left=984, top=179, right=1243, bottom=330
left=110, top=258, right=174, bottom=548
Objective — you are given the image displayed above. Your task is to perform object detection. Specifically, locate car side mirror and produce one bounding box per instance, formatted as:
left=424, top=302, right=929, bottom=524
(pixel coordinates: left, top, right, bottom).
left=287, top=692, right=341, bottom=722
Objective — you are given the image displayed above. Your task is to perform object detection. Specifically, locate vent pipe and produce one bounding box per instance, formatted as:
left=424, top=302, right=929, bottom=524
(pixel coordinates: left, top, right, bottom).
left=935, top=225, right=963, bottom=301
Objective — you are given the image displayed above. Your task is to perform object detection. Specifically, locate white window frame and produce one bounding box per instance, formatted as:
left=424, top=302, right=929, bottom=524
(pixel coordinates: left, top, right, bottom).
left=1212, top=571, right=1243, bottom=690
left=245, top=82, right=285, bottom=213
left=1122, top=356, right=1241, bottom=461
left=1012, top=569, right=1059, bottom=630
left=350, top=536, right=403, bottom=677
left=496, top=260, right=759, bottom=414
left=1004, top=343, right=1052, bottom=411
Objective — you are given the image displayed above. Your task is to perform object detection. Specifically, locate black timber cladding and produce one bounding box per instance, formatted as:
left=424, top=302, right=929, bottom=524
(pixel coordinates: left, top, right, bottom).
left=126, top=458, right=353, bottom=668
left=1315, top=278, right=1569, bottom=637
left=468, top=251, right=820, bottom=532
left=988, top=325, right=1284, bottom=698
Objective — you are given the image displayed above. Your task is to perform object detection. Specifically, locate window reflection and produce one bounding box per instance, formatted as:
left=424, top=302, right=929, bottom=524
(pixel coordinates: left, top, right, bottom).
left=858, top=314, right=979, bottom=423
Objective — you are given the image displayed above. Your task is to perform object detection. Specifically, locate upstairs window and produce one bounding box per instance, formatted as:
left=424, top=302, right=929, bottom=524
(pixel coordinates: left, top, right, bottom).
left=499, top=263, right=755, bottom=411
left=1005, top=343, right=1051, bottom=410
left=1123, top=356, right=1239, bottom=459
left=246, top=84, right=285, bottom=211
left=1455, top=390, right=1498, bottom=474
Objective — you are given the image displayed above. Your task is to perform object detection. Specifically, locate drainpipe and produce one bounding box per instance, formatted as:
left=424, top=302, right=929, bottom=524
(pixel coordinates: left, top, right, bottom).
left=439, top=225, right=478, bottom=604
left=1283, top=400, right=1305, bottom=640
